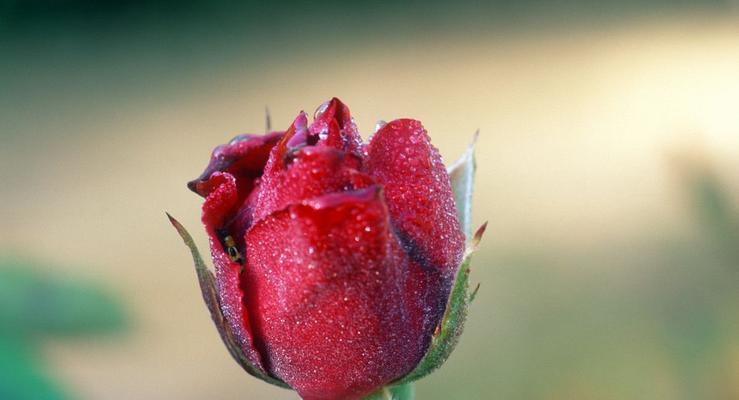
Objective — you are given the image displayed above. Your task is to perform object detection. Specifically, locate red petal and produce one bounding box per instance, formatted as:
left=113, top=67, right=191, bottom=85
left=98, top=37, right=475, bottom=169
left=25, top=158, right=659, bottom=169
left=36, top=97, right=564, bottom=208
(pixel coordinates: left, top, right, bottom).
left=263, top=112, right=310, bottom=175
left=252, top=146, right=374, bottom=222
left=193, top=131, right=285, bottom=260
left=199, top=172, right=268, bottom=373
left=243, top=187, right=425, bottom=400
left=366, top=120, right=466, bottom=347
left=366, top=119, right=465, bottom=280
left=310, top=97, right=363, bottom=155
left=188, top=131, right=283, bottom=198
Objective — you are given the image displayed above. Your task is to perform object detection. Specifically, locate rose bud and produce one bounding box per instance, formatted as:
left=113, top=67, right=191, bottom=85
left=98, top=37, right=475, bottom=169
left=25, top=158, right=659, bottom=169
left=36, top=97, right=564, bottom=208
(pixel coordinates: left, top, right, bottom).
left=169, top=98, right=484, bottom=400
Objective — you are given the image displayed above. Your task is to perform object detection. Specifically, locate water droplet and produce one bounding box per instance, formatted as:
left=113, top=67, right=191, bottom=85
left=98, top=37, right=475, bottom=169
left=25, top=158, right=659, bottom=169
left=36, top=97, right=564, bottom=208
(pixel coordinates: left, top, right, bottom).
left=314, top=101, right=330, bottom=118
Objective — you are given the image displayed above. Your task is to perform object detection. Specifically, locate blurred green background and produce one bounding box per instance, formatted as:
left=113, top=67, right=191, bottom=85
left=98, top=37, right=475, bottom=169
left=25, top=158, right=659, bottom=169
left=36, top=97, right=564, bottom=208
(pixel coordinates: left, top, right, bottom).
left=1, top=0, right=738, bottom=399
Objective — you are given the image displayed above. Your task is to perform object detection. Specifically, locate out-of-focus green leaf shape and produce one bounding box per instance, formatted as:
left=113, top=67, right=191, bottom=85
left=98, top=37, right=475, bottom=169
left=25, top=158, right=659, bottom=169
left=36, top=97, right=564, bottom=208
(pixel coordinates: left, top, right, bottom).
left=0, top=258, right=127, bottom=336
left=364, top=382, right=415, bottom=400
left=690, top=167, right=739, bottom=266
left=0, top=337, right=67, bottom=400
left=0, top=257, right=128, bottom=400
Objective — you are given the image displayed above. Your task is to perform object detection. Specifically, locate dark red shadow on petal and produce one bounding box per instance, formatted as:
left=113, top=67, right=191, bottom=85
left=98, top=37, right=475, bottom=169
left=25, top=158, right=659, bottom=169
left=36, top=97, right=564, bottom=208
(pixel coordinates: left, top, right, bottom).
left=196, top=171, right=269, bottom=374
left=191, top=131, right=285, bottom=260
left=366, top=118, right=466, bottom=360
left=188, top=131, right=283, bottom=199
left=366, top=118, right=465, bottom=279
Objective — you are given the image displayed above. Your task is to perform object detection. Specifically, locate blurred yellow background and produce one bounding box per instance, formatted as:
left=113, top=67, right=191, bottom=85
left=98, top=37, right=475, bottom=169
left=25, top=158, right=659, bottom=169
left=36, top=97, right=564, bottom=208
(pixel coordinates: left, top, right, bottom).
left=1, top=1, right=738, bottom=399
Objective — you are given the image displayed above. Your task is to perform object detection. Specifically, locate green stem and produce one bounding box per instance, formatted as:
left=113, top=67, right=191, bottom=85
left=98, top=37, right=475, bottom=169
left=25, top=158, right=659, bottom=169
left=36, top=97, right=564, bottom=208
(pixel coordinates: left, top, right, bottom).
left=364, top=383, right=415, bottom=400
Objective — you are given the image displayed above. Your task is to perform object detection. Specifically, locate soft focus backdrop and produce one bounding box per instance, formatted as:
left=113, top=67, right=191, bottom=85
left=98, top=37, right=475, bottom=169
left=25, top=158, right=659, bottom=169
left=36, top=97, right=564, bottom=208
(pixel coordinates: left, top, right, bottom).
left=1, top=1, right=738, bottom=399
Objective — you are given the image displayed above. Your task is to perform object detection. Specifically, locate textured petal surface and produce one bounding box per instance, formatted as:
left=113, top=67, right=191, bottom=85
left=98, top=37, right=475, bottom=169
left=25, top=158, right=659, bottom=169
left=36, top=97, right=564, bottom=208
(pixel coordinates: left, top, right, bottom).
left=252, top=101, right=371, bottom=223
left=190, top=132, right=290, bottom=375
left=243, top=187, right=425, bottom=400
left=366, top=119, right=465, bottom=278
left=263, top=112, right=310, bottom=176
left=187, top=100, right=471, bottom=398
left=188, top=131, right=283, bottom=198
left=167, top=214, right=287, bottom=387
left=198, top=172, right=267, bottom=372
left=366, top=119, right=466, bottom=349
left=190, top=131, right=285, bottom=252
left=252, top=146, right=373, bottom=222
left=309, top=97, right=363, bottom=155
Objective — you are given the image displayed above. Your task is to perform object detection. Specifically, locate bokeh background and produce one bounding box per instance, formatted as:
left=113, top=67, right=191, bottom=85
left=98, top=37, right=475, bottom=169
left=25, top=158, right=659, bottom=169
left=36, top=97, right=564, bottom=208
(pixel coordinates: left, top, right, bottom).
left=2, top=0, right=738, bottom=399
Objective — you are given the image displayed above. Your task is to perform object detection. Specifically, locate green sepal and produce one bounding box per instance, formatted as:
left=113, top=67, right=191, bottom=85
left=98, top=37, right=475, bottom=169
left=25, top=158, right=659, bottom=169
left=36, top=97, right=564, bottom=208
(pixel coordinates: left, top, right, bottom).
left=166, top=213, right=290, bottom=389
left=364, top=382, right=415, bottom=400
left=392, top=247, right=475, bottom=385
left=393, top=133, right=485, bottom=385
left=447, top=131, right=477, bottom=241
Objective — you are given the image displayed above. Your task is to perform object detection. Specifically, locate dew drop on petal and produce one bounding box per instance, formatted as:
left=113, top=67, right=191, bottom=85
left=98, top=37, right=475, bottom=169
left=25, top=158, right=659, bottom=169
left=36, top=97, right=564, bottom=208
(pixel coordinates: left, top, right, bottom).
left=314, top=100, right=331, bottom=119
left=378, top=121, right=388, bottom=131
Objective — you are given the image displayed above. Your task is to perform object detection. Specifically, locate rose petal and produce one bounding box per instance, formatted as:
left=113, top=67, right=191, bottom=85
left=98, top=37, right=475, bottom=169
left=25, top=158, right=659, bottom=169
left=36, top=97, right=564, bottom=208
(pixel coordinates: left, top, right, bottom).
left=198, top=172, right=268, bottom=373
left=188, top=131, right=283, bottom=198
left=366, top=119, right=465, bottom=280
left=242, top=187, right=424, bottom=400
left=263, top=112, right=310, bottom=175
left=310, top=97, right=363, bottom=155
left=191, top=130, right=288, bottom=257
left=366, top=120, right=466, bottom=352
left=252, top=146, right=374, bottom=222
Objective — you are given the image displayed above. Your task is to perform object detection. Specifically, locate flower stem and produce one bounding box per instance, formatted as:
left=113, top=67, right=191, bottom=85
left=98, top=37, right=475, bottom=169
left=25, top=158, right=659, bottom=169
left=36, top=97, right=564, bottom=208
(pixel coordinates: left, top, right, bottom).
left=364, top=383, right=415, bottom=400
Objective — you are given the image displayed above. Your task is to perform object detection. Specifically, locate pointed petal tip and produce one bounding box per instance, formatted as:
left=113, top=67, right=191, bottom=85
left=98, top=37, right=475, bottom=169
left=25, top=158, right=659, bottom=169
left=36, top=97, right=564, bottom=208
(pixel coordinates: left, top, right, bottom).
left=166, top=212, right=184, bottom=232
left=472, top=221, right=488, bottom=249
left=447, top=130, right=478, bottom=175
left=469, top=283, right=481, bottom=303
left=468, top=130, right=480, bottom=153
left=463, top=130, right=479, bottom=156
left=186, top=180, right=198, bottom=194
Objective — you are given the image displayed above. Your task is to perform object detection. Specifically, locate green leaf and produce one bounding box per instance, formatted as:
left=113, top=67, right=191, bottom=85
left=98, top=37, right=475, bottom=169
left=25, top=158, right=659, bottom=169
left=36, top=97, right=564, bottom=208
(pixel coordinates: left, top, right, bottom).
left=447, top=132, right=477, bottom=241
left=166, top=213, right=290, bottom=389
left=0, top=257, right=127, bottom=400
left=0, top=259, right=127, bottom=337
left=0, top=336, right=69, bottom=400
left=364, top=383, right=415, bottom=400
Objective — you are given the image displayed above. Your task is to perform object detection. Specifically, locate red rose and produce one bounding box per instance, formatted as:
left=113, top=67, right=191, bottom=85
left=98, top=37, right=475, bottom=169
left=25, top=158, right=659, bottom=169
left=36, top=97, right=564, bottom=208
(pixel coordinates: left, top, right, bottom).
left=170, top=98, right=483, bottom=400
